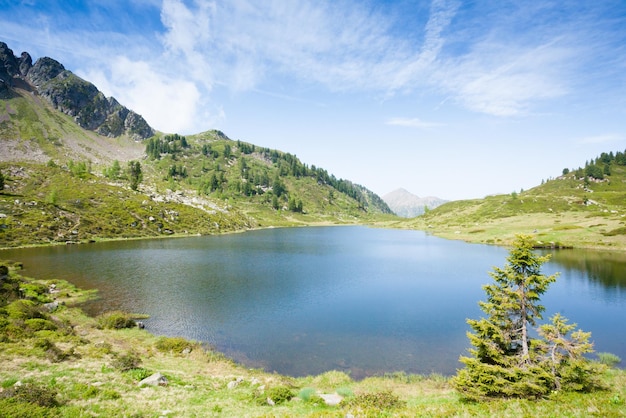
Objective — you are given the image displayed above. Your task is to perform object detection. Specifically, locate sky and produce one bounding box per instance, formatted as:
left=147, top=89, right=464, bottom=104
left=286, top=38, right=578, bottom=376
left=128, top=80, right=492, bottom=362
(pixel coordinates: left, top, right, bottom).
left=1, top=0, right=625, bottom=200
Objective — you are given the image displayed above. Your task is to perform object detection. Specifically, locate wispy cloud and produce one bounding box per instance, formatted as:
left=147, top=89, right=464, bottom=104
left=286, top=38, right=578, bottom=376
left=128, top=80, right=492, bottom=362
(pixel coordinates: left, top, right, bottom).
left=1, top=0, right=624, bottom=133
left=386, top=117, right=443, bottom=129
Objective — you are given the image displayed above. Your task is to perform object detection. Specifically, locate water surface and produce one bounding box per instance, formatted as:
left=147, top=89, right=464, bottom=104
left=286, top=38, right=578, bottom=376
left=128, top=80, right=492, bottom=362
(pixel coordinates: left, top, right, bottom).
left=2, top=227, right=624, bottom=378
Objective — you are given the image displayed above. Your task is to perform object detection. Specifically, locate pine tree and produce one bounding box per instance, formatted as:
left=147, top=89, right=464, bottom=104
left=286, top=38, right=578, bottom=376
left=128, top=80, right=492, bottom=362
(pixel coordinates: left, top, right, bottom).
left=128, top=161, right=142, bottom=191
left=453, top=235, right=572, bottom=400
left=537, top=313, right=602, bottom=392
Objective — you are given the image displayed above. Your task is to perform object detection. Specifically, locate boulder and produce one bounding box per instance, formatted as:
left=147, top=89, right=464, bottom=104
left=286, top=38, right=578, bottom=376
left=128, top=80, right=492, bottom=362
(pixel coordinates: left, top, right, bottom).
left=139, top=372, right=168, bottom=387
left=319, top=393, right=343, bottom=406
left=227, top=377, right=243, bottom=389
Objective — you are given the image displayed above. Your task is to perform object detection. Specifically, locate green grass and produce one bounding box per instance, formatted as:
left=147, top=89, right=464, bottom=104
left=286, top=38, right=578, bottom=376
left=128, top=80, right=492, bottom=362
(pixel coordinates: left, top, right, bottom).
left=384, top=165, right=626, bottom=251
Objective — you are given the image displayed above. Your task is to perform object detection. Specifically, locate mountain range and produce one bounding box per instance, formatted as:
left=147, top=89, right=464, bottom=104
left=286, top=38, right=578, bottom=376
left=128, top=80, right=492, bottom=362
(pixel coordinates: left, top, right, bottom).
left=382, top=188, right=447, bottom=218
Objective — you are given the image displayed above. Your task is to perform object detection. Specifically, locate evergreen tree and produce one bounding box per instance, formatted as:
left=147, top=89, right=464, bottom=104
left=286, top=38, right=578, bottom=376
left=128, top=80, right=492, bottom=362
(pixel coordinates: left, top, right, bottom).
left=536, top=313, right=601, bottom=392
left=452, top=235, right=600, bottom=400
left=0, top=171, right=4, bottom=191
left=128, top=161, right=142, bottom=191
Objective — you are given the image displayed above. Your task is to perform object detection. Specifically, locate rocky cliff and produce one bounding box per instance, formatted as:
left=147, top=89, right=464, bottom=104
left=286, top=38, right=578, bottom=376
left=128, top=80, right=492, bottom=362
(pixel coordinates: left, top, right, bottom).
left=0, top=41, right=153, bottom=140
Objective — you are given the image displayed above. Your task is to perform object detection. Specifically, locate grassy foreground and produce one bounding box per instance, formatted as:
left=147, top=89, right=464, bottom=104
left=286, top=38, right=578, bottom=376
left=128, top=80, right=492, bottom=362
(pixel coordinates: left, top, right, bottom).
left=1, top=262, right=625, bottom=417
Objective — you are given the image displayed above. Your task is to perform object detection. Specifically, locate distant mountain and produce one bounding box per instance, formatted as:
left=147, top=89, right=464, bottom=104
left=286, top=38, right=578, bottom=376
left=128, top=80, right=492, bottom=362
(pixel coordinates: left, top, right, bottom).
left=383, top=188, right=448, bottom=218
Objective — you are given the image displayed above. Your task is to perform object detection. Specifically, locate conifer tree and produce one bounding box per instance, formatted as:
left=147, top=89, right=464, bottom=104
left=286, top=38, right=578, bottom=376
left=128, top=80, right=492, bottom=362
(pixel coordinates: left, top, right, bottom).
left=128, top=161, right=142, bottom=191
left=452, top=235, right=600, bottom=400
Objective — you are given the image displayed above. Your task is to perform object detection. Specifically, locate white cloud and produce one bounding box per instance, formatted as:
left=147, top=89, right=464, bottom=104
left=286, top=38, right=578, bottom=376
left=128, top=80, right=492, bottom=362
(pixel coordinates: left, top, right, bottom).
left=435, top=40, right=572, bottom=116
left=3, top=0, right=622, bottom=133
left=80, top=57, right=208, bottom=134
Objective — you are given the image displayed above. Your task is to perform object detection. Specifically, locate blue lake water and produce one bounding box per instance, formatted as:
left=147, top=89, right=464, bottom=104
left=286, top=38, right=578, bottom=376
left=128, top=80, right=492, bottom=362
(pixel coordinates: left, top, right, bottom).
left=2, top=226, right=625, bottom=378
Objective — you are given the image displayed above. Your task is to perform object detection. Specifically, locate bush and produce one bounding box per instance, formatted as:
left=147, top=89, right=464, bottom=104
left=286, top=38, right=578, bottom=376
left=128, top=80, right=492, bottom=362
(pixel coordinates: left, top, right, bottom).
left=34, top=338, right=71, bottom=363
left=100, top=389, right=121, bottom=400
left=597, top=352, right=622, bottom=367
left=97, top=311, right=136, bottom=329
left=6, top=300, right=45, bottom=320
left=25, top=318, right=57, bottom=332
left=266, top=386, right=295, bottom=405
left=111, top=352, right=141, bottom=372
left=155, top=336, right=194, bottom=354
left=19, top=283, right=51, bottom=303
left=0, top=382, right=60, bottom=407
left=298, top=387, right=317, bottom=402
left=341, top=390, right=405, bottom=411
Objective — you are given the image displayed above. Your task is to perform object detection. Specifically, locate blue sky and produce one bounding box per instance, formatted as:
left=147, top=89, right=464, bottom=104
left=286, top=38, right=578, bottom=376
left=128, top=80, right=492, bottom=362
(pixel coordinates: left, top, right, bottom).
left=1, top=0, right=625, bottom=200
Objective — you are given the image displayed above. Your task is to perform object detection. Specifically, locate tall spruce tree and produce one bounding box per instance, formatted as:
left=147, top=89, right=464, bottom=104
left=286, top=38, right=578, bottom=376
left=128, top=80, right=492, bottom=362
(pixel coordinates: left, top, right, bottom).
left=452, top=235, right=600, bottom=400
left=128, top=161, right=143, bottom=191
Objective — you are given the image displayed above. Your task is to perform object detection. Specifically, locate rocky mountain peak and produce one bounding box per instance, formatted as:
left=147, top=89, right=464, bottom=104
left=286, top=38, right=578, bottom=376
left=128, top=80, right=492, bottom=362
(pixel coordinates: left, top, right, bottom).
left=383, top=188, right=448, bottom=218
left=0, top=41, right=154, bottom=140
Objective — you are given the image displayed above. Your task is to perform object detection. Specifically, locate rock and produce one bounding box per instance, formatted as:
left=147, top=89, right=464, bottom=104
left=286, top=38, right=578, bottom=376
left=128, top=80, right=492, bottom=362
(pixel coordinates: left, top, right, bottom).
left=19, top=52, right=32, bottom=76
left=0, top=40, right=155, bottom=140
left=139, top=372, right=168, bottom=387
left=266, top=397, right=275, bottom=406
left=319, top=393, right=343, bottom=406
left=43, top=301, right=59, bottom=312
left=227, top=377, right=243, bottom=389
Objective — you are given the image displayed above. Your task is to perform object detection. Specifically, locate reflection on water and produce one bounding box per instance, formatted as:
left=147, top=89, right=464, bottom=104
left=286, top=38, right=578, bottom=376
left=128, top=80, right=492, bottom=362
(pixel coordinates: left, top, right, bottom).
left=547, top=248, right=626, bottom=290
left=1, top=227, right=624, bottom=378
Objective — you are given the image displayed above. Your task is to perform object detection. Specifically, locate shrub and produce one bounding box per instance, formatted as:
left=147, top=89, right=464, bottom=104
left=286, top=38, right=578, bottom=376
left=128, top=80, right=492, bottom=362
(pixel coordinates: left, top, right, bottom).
left=70, top=383, right=100, bottom=400
left=341, top=390, right=405, bottom=411
left=0, top=382, right=60, bottom=407
left=6, top=300, right=45, bottom=320
left=155, top=336, right=194, bottom=354
left=111, top=352, right=141, bottom=372
left=266, top=386, right=295, bottom=405
left=597, top=352, right=622, bottom=368
left=0, top=399, right=51, bottom=418
left=97, top=311, right=136, bottom=329
left=34, top=338, right=71, bottom=363
left=25, top=318, right=57, bottom=332
left=298, top=387, right=317, bottom=402
left=100, top=389, right=121, bottom=400
left=19, top=283, right=51, bottom=303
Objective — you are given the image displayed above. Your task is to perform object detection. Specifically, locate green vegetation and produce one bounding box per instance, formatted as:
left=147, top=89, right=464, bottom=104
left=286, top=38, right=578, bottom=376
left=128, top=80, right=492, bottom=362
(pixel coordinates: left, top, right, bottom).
left=391, top=150, right=626, bottom=251
left=0, top=126, right=396, bottom=248
left=453, top=235, right=602, bottom=400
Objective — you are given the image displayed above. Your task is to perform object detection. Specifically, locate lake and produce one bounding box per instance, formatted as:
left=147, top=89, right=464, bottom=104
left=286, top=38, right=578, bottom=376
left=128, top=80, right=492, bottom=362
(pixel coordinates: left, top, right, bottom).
left=1, top=226, right=625, bottom=378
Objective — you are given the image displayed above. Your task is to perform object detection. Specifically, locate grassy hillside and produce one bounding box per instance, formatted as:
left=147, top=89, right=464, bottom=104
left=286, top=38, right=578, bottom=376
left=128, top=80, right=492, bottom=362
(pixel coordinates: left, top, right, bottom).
left=0, top=85, right=145, bottom=165
left=1, top=262, right=624, bottom=417
left=386, top=156, right=626, bottom=250
left=1, top=87, right=394, bottom=248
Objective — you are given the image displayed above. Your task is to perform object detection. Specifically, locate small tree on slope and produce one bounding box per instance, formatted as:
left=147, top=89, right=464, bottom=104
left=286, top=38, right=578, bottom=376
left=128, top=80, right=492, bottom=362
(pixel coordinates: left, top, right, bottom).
left=452, top=235, right=602, bottom=400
